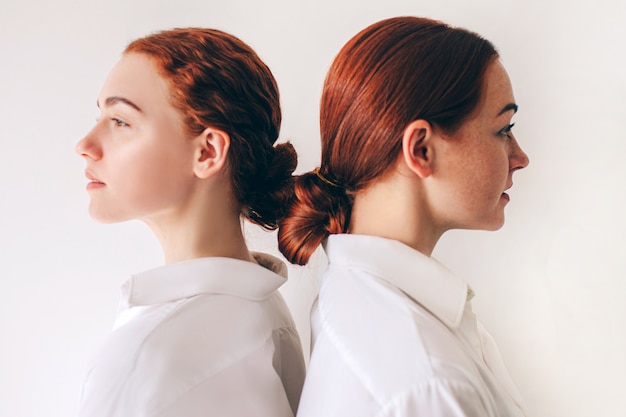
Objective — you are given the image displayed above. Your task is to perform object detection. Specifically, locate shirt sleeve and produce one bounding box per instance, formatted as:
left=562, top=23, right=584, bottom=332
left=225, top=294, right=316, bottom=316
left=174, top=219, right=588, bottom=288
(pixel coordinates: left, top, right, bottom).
left=380, top=378, right=492, bottom=417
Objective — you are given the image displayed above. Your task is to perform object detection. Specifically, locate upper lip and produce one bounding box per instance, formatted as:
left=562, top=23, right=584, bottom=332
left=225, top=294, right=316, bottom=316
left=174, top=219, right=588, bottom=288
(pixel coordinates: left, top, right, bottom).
left=85, top=170, right=104, bottom=183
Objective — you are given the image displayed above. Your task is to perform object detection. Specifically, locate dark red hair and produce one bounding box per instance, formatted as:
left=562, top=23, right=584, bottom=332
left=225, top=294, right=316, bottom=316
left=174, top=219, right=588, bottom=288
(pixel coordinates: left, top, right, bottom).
left=278, top=16, right=498, bottom=265
left=125, top=28, right=296, bottom=229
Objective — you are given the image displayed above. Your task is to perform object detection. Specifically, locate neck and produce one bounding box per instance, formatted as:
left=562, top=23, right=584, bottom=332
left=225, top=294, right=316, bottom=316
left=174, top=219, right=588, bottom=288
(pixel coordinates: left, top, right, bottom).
left=142, top=186, right=253, bottom=265
left=348, top=167, right=444, bottom=257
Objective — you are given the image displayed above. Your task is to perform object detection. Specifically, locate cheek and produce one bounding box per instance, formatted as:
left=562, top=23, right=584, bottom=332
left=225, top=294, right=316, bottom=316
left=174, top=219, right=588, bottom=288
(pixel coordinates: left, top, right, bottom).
left=457, top=150, right=508, bottom=208
left=111, top=137, right=195, bottom=209
left=132, top=148, right=192, bottom=198
left=478, top=154, right=508, bottom=196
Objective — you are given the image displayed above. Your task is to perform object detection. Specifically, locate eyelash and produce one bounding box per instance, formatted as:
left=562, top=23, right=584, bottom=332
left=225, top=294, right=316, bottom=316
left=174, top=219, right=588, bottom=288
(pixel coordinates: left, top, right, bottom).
left=110, top=117, right=129, bottom=128
left=499, top=123, right=515, bottom=139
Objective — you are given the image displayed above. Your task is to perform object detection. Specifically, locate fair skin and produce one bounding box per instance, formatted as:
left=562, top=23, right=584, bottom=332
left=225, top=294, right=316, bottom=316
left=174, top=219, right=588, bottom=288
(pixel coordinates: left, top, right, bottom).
left=76, top=52, right=254, bottom=264
left=349, top=59, right=529, bottom=256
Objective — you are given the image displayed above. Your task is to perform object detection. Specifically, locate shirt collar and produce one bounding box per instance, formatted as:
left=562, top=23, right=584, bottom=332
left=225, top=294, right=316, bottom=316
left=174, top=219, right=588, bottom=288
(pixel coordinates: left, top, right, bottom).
left=120, top=252, right=287, bottom=307
left=324, top=234, right=469, bottom=328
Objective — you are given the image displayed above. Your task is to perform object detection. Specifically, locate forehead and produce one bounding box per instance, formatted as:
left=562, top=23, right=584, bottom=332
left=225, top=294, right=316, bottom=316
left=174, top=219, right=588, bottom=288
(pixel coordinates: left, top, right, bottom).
left=98, top=53, right=172, bottom=111
left=478, top=59, right=515, bottom=118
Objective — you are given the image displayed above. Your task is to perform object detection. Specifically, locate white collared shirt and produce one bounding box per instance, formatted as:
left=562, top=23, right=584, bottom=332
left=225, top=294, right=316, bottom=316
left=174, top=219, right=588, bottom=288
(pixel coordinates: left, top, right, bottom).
left=297, top=235, right=526, bottom=417
left=79, top=253, right=305, bottom=417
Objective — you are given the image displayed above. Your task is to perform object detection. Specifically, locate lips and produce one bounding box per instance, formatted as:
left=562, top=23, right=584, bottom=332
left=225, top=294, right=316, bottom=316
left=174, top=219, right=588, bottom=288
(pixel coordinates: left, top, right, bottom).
left=85, top=170, right=105, bottom=189
left=85, top=170, right=102, bottom=182
left=501, top=182, right=513, bottom=201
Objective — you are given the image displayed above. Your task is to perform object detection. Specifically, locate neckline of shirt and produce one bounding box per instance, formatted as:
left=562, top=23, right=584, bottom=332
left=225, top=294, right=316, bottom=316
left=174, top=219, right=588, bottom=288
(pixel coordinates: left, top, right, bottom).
left=324, top=234, right=469, bottom=328
left=121, top=252, right=287, bottom=307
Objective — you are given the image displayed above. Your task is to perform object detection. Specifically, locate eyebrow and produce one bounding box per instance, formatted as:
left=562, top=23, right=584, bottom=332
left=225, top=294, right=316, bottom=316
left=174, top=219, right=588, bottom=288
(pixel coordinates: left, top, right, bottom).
left=97, top=96, right=143, bottom=112
left=498, top=103, right=518, bottom=116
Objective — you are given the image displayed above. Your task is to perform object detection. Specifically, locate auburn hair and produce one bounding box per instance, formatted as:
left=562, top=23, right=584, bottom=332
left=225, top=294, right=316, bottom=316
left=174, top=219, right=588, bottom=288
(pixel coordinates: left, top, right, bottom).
left=125, top=28, right=296, bottom=230
left=278, top=16, right=498, bottom=265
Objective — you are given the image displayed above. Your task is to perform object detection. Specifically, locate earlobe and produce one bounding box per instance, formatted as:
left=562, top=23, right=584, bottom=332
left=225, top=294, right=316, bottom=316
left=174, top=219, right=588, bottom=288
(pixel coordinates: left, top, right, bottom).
left=401, top=119, right=434, bottom=179
left=193, top=127, right=230, bottom=179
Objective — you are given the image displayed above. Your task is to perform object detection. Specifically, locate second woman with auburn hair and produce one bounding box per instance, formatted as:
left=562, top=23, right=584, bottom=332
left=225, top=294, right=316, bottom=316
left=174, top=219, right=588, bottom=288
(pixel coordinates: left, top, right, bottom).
left=76, top=28, right=305, bottom=416
left=279, top=17, right=529, bottom=416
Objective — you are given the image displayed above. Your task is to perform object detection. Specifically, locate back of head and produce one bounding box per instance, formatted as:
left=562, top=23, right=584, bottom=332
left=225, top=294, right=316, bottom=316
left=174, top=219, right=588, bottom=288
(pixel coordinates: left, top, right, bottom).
left=278, top=16, right=497, bottom=265
left=126, top=28, right=297, bottom=230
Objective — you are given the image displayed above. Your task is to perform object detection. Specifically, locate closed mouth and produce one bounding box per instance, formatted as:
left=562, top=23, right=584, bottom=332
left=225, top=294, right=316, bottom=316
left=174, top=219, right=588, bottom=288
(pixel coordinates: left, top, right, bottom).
left=85, top=170, right=104, bottom=184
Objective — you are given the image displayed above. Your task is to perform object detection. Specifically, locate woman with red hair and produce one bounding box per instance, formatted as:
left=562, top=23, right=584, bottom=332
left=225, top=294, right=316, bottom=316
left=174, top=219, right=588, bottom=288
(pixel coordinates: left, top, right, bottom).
left=279, top=17, right=529, bottom=416
left=76, top=28, right=305, bottom=417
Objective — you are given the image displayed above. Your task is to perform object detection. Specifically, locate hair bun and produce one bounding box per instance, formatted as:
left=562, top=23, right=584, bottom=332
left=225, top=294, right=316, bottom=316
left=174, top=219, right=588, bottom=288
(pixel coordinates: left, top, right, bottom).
left=278, top=171, right=352, bottom=265
left=270, top=142, right=298, bottom=182
left=246, top=141, right=297, bottom=230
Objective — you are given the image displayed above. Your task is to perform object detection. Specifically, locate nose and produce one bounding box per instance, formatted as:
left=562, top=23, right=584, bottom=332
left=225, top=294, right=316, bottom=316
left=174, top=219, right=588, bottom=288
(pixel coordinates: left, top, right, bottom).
left=510, top=136, right=529, bottom=171
left=75, top=126, right=102, bottom=160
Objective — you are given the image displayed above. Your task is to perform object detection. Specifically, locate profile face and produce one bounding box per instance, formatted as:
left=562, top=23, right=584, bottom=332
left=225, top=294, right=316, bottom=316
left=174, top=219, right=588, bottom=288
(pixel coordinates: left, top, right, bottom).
left=432, top=59, right=529, bottom=231
left=75, top=53, right=197, bottom=224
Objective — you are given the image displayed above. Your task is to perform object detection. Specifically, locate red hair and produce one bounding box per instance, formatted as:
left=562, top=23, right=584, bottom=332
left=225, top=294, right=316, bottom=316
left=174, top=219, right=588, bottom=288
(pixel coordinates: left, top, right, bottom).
left=278, top=16, right=498, bottom=265
left=125, top=28, right=296, bottom=230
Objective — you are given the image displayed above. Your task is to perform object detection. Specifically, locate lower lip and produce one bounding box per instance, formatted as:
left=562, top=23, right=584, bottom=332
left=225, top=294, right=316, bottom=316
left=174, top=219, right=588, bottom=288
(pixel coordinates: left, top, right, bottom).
left=501, top=193, right=510, bottom=201
left=86, top=182, right=105, bottom=190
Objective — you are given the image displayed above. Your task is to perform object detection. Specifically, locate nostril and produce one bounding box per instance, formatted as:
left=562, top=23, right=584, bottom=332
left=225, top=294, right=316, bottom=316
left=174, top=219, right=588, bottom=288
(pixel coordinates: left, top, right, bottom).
left=75, top=137, right=100, bottom=160
left=75, top=138, right=89, bottom=157
left=520, top=151, right=530, bottom=168
left=513, top=145, right=529, bottom=169
left=75, top=126, right=104, bottom=160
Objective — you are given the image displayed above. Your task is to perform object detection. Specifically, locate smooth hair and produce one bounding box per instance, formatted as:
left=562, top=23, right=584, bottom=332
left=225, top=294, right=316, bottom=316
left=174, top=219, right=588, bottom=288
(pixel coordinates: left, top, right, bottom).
left=125, top=28, right=296, bottom=230
left=278, top=16, right=498, bottom=265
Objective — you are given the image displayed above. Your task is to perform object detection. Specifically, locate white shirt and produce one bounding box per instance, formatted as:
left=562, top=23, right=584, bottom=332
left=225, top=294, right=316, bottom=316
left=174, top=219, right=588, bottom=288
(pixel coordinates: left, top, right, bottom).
left=297, top=235, right=526, bottom=417
left=79, top=253, right=305, bottom=417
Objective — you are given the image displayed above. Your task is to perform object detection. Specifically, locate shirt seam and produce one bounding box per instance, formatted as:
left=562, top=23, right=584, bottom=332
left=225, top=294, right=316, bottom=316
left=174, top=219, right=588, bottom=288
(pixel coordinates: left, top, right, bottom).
left=374, top=377, right=487, bottom=417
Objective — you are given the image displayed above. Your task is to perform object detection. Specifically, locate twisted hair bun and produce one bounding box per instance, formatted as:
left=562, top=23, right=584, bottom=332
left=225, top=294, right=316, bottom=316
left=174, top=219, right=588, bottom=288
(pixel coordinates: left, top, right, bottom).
left=278, top=172, right=352, bottom=265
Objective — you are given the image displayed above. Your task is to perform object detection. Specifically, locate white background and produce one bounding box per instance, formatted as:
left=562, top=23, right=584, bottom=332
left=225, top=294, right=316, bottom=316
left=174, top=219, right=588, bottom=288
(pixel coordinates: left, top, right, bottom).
left=1, top=0, right=625, bottom=416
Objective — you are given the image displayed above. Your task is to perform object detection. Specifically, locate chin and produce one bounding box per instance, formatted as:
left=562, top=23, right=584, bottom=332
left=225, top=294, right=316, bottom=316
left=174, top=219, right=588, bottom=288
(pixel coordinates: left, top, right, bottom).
left=482, top=215, right=505, bottom=231
left=463, top=213, right=505, bottom=232
left=484, top=223, right=504, bottom=231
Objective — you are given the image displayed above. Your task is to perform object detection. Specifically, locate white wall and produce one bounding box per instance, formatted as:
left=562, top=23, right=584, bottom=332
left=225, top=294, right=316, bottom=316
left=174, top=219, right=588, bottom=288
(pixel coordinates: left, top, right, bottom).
left=1, top=0, right=625, bottom=416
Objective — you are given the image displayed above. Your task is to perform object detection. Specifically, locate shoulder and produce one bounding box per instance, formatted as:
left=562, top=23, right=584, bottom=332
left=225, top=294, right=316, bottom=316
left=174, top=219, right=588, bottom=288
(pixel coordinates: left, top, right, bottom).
left=88, top=293, right=298, bottom=414
left=138, top=294, right=301, bottom=415
left=312, top=267, right=480, bottom=406
left=139, top=290, right=297, bottom=364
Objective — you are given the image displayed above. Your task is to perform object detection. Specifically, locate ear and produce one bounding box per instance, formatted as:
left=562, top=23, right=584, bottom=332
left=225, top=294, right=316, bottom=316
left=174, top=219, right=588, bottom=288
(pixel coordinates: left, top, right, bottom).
left=193, top=127, right=230, bottom=179
left=401, top=119, right=436, bottom=179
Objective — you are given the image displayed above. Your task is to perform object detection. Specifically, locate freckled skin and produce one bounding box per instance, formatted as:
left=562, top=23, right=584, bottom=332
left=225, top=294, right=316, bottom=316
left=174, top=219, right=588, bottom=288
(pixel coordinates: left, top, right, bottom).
left=76, top=53, right=198, bottom=224
left=431, top=60, right=530, bottom=231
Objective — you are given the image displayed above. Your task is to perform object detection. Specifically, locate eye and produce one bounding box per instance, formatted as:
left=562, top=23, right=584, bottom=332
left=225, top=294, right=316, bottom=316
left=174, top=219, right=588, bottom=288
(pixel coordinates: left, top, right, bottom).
left=110, top=117, right=129, bottom=128
left=498, top=122, right=515, bottom=139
